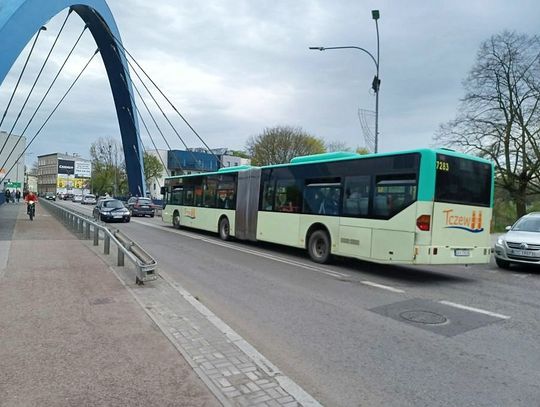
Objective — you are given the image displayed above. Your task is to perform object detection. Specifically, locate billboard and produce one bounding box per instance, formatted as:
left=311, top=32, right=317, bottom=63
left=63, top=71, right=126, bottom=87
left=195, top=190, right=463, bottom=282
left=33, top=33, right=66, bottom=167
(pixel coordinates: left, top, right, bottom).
left=57, top=175, right=90, bottom=189
left=58, top=159, right=75, bottom=175
left=75, top=161, right=92, bottom=178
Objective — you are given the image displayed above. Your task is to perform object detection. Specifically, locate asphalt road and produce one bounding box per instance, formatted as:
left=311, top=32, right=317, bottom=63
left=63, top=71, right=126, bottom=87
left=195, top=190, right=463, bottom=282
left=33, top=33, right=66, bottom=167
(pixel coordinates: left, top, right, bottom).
left=57, top=200, right=540, bottom=407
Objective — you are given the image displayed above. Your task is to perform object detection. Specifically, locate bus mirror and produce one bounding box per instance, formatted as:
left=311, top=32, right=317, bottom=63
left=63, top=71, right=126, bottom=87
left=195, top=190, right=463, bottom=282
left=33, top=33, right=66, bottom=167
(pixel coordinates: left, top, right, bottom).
left=160, top=186, right=166, bottom=195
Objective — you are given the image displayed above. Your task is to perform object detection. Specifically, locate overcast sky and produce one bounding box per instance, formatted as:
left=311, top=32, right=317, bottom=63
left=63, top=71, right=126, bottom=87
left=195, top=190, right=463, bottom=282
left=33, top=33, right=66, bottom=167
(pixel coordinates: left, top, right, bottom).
left=1, top=0, right=539, bottom=165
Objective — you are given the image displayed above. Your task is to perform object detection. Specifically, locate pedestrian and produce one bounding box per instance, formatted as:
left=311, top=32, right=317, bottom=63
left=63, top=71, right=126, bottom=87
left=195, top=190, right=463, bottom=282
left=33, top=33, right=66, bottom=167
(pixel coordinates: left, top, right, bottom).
left=15, top=190, right=21, bottom=203
left=5, top=189, right=10, bottom=204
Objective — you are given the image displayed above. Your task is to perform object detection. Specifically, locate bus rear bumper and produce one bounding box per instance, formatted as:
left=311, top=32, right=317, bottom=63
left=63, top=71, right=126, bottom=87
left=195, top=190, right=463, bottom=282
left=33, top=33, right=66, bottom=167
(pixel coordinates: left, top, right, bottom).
left=414, top=246, right=492, bottom=265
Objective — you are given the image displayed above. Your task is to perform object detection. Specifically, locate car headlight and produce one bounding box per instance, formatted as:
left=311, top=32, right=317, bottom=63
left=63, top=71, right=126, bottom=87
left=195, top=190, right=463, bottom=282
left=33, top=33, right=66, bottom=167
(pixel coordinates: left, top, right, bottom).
left=497, top=237, right=504, bottom=245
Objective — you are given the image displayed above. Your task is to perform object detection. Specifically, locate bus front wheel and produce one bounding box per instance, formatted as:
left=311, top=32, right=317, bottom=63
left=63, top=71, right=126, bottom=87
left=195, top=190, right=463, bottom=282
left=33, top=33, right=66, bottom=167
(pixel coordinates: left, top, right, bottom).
left=308, top=230, right=331, bottom=264
left=173, top=212, right=181, bottom=229
left=219, top=217, right=230, bottom=240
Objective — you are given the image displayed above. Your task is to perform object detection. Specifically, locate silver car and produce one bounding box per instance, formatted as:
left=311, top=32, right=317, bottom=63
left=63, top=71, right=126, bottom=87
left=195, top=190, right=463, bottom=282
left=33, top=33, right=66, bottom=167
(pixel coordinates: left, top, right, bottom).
left=494, top=212, right=540, bottom=268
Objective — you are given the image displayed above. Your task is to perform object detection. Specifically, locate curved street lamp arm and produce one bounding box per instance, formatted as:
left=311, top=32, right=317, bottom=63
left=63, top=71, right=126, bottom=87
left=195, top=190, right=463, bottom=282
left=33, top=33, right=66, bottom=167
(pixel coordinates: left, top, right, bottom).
left=311, top=46, right=378, bottom=70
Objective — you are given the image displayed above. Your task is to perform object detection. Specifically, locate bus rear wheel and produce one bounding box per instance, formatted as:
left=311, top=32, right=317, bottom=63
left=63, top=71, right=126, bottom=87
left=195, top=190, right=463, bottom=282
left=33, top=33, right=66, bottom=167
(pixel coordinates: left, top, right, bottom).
left=308, top=229, right=331, bottom=264
left=219, top=217, right=230, bottom=240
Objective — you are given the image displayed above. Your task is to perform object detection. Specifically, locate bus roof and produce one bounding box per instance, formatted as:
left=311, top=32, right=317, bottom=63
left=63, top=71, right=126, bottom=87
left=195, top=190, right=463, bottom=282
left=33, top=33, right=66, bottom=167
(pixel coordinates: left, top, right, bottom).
left=164, top=148, right=492, bottom=180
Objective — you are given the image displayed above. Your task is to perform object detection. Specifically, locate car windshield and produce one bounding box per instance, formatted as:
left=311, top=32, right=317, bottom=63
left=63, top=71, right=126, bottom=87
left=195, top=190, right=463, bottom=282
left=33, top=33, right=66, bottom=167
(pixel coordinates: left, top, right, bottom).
left=138, top=198, right=152, bottom=204
left=103, top=200, right=124, bottom=209
left=512, top=217, right=540, bottom=232
left=85, top=195, right=95, bottom=199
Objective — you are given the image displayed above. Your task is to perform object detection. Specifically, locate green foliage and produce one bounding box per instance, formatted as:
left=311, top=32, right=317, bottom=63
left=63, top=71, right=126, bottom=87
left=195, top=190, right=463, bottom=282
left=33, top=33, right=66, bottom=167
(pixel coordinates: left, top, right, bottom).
left=246, top=125, right=326, bottom=166
left=143, top=152, right=163, bottom=185
left=356, top=147, right=370, bottom=155
left=229, top=150, right=250, bottom=159
left=89, top=137, right=127, bottom=197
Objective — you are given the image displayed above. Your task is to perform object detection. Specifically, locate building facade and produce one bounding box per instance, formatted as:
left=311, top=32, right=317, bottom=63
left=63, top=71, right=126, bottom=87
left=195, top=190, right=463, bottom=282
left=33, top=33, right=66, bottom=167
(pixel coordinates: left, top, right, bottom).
left=37, top=153, right=92, bottom=196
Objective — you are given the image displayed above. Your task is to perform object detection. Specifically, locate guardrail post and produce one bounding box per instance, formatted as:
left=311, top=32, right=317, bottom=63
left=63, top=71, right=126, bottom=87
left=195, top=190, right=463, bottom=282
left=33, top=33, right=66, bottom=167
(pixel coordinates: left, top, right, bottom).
left=78, top=219, right=83, bottom=234
left=104, top=235, right=110, bottom=254
left=93, top=226, right=99, bottom=246
left=117, top=246, right=124, bottom=266
left=85, top=221, right=91, bottom=239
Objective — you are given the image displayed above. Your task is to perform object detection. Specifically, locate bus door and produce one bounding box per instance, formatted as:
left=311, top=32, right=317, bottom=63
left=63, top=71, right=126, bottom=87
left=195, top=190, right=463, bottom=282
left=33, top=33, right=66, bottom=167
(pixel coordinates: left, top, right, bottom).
left=339, top=175, right=372, bottom=258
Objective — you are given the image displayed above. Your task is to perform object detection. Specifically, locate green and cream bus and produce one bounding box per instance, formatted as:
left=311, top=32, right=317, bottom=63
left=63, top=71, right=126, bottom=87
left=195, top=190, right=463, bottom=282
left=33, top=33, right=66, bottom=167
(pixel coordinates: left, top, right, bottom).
left=161, top=148, right=494, bottom=265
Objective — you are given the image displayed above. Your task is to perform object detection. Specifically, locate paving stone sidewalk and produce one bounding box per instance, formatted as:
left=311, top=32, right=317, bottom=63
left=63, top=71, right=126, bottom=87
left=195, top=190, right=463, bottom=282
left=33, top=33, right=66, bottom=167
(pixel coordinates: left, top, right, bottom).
left=0, top=203, right=219, bottom=406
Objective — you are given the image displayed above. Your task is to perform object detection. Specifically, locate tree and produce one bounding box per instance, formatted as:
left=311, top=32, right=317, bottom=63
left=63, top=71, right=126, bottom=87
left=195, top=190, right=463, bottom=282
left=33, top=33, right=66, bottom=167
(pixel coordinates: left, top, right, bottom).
left=435, top=31, right=540, bottom=217
left=229, top=150, right=250, bottom=159
left=90, top=137, right=127, bottom=196
left=143, top=152, right=164, bottom=187
left=355, top=147, right=370, bottom=155
left=246, top=126, right=326, bottom=166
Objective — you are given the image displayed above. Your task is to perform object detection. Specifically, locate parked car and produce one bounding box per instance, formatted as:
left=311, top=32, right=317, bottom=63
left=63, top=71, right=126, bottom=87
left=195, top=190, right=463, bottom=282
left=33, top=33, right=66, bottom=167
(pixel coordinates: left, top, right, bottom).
left=93, top=199, right=131, bottom=223
left=126, top=197, right=155, bottom=217
left=82, top=194, right=97, bottom=205
left=72, top=194, right=83, bottom=203
left=494, top=212, right=540, bottom=268
left=44, top=192, right=56, bottom=201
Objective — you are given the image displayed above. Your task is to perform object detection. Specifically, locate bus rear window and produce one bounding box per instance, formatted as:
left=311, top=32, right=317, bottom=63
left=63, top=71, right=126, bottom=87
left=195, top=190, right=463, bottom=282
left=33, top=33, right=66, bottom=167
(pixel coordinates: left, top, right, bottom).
left=435, top=154, right=491, bottom=207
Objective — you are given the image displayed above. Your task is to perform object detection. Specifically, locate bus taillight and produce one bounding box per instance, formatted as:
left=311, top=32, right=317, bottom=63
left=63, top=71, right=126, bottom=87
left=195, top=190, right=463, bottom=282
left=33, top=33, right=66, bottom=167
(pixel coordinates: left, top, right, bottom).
left=416, top=215, right=431, bottom=231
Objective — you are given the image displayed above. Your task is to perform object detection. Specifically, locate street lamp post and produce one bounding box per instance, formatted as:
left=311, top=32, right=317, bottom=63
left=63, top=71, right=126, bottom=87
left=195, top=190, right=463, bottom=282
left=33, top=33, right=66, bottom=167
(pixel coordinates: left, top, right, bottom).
left=310, top=10, right=381, bottom=153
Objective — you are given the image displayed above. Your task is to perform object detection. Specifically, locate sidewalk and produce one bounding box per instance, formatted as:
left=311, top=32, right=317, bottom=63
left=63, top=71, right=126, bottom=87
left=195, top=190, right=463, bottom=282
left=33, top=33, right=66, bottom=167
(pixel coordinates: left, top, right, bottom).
left=0, top=203, right=219, bottom=406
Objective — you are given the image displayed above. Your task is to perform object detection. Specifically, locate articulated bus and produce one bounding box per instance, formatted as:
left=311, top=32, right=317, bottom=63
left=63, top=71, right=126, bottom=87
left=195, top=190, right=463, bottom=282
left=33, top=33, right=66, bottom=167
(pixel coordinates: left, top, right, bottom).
left=161, top=149, right=494, bottom=265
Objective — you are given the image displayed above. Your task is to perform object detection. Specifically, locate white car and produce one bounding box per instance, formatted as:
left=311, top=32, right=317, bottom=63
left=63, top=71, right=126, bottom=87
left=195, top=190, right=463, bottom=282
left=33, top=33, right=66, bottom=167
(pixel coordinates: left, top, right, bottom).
left=72, top=194, right=83, bottom=203
left=494, top=212, right=540, bottom=268
left=82, top=194, right=97, bottom=205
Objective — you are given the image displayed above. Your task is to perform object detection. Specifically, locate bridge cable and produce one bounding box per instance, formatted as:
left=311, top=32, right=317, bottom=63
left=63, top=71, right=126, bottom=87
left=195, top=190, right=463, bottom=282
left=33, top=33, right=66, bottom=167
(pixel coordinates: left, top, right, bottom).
left=0, top=26, right=46, bottom=149
left=117, top=49, right=204, bottom=172
left=124, top=103, right=170, bottom=178
left=0, top=10, right=73, bottom=159
left=0, top=24, right=88, bottom=175
left=109, top=36, right=223, bottom=167
left=118, top=71, right=182, bottom=175
left=124, top=106, right=164, bottom=193
left=0, top=49, right=100, bottom=186
left=0, top=26, right=46, bottom=130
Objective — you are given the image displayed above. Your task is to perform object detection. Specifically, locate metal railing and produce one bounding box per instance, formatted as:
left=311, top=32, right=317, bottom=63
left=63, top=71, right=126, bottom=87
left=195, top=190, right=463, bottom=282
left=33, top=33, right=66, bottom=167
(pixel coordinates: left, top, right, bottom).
left=42, top=199, right=157, bottom=285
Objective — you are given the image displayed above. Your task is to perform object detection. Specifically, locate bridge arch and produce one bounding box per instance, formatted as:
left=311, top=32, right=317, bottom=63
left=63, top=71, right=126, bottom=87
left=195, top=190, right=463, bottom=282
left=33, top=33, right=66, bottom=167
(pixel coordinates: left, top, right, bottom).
left=0, top=0, right=145, bottom=196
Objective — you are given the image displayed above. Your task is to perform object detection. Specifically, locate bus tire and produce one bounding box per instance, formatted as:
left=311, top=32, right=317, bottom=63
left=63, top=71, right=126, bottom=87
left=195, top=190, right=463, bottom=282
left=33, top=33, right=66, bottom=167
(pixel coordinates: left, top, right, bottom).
left=495, top=258, right=511, bottom=269
left=308, top=229, right=331, bottom=264
left=219, top=217, right=230, bottom=241
left=173, top=211, right=181, bottom=229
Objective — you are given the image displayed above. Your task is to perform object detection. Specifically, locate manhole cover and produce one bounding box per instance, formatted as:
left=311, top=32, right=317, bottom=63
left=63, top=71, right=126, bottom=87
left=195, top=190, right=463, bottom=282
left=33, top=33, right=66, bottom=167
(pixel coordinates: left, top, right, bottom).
left=399, top=310, right=447, bottom=325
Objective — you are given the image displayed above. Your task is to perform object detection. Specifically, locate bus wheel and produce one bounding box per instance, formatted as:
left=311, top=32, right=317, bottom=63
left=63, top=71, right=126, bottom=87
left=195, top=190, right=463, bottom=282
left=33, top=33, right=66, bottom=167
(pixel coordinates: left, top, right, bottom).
left=308, top=230, right=331, bottom=264
left=173, top=211, right=181, bottom=229
left=219, top=217, right=230, bottom=240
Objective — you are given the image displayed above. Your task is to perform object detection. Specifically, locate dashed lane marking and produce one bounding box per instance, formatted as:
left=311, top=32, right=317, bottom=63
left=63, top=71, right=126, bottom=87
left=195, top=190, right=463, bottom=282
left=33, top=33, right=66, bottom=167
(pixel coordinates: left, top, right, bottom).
left=439, top=300, right=511, bottom=320
left=360, top=280, right=405, bottom=293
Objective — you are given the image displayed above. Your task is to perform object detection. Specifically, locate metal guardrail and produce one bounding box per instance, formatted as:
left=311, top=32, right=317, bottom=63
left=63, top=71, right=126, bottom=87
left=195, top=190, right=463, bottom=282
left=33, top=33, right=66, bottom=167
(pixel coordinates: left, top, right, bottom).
left=42, top=200, right=157, bottom=285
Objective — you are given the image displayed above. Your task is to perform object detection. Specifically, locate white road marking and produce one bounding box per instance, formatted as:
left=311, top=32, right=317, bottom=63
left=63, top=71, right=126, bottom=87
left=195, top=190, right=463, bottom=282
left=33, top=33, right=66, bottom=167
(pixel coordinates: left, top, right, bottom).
left=133, top=219, right=350, bottom=279
left=439, top=300, right=511, bottom=319
left=360, top=280, right=405, bottom=293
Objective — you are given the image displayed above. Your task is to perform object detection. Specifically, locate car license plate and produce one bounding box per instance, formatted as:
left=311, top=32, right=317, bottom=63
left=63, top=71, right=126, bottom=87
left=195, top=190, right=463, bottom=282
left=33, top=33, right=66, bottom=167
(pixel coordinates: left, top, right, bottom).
left=141, top=205, right=149, bottom=208
left=455, top=249, right=470, bottom=257
left=114, top=215, right=122, bottom=219
left=510, top=249, right=536, bottom=257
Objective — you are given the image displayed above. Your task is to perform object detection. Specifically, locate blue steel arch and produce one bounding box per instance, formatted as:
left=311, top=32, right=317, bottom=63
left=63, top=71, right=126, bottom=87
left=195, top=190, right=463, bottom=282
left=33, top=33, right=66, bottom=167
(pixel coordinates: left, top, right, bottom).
left=0, top=0, right=145, bottom=196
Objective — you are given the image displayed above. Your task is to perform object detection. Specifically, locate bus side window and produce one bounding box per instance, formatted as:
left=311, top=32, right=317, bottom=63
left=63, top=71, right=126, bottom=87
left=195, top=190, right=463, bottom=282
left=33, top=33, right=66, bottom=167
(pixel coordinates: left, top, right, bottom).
left=343, top=176, right=370, bottom=216
left=374, top=175, right=417, bottom=218
left=275, top=180, right=300, bottom=213
left=261, top=181, right=275, bottom=211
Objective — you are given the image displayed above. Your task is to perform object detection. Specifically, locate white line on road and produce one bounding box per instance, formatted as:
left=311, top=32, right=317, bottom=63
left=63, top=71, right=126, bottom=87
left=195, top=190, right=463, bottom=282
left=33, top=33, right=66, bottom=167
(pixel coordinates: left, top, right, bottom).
left=439, top=300, right=511, bottom=320
left=133, top=219, right=351, bottom=279
left=360, top=280, right=405, bottom=293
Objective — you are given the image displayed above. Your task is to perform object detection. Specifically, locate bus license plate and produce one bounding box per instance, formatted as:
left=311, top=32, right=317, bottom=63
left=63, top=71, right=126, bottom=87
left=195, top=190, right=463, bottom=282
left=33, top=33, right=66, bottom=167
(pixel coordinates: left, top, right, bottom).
left=455, top=249, right=470, bottom=257
left=510, top=249, right=536, bottom=257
